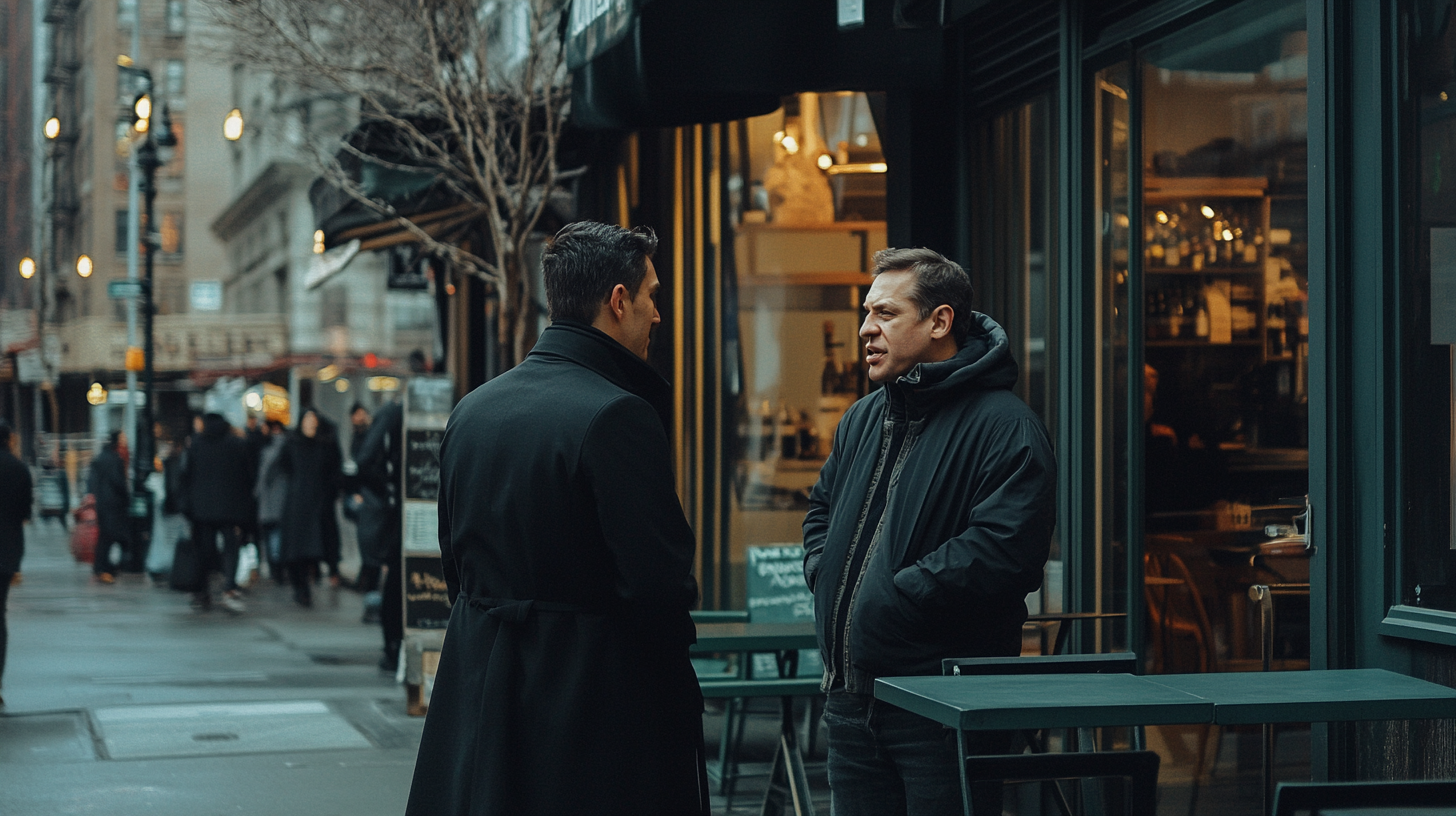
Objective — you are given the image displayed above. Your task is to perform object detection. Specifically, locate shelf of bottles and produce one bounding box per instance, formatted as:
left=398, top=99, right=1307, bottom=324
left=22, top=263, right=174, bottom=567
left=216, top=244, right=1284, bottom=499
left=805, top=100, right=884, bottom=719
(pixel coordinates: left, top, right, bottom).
left=1142, top=181, right=1272, bottom=353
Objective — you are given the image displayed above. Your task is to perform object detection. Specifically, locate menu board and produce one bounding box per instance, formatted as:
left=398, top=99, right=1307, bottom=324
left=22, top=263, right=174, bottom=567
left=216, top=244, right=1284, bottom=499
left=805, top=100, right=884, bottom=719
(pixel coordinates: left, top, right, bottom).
left=404, top=556, right=452, bottom=629
left=404, top=429, right=445, bottom=501
left=746, top=544, right=822, bottom=679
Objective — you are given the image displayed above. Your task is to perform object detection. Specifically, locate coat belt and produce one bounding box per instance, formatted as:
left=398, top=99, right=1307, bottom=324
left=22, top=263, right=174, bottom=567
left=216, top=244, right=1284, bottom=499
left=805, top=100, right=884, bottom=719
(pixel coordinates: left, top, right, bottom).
left=463, top=593, right=600, bottom=623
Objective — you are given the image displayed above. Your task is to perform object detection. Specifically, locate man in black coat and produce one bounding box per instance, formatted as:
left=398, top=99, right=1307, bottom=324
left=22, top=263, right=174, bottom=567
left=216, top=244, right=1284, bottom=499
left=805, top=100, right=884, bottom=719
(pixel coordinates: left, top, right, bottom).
left=88, top=430, right=129, bottom=583
left=180, top=414, right=255, bottom=613
left=0, top=422, right=33, bottom=708
left=803, top=247, right=1057, bottom=816
left=406, top=222, right=708, bottom=816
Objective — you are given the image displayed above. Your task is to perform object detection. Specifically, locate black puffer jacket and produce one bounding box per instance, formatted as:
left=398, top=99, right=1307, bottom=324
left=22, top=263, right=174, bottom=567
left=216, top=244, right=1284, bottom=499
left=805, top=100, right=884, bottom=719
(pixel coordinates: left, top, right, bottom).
left=803, top=312, right=1057, bottom=689
left=181, top=414, right=255, bottom=525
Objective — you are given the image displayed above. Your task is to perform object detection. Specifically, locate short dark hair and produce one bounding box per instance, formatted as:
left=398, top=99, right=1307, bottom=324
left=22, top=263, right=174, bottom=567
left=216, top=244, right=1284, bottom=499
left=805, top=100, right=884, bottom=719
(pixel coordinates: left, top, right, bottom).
left=0, top=421, right=11, bottom=447
left=871, top=247, right=976, bottom=346
left=542, top=222, right=659, bottom=324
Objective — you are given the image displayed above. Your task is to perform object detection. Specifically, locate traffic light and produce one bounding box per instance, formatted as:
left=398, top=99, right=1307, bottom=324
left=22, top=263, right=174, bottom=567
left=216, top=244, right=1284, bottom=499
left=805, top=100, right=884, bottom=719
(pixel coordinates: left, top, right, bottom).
left=133, top=93, right=151, bottom=134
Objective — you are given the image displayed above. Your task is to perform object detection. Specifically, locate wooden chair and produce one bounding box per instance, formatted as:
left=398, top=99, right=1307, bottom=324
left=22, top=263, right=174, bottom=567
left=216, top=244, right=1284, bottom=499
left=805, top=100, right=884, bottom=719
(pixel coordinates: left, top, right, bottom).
left=1272, top=779, right=1456, bottom=815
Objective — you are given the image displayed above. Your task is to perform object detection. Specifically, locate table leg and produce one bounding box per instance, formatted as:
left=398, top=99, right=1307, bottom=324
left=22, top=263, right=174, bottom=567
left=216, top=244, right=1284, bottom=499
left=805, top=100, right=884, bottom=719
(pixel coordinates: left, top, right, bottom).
left=956, top=730, right=974, bottom=816
left=759, top=650, right=815, bottom=816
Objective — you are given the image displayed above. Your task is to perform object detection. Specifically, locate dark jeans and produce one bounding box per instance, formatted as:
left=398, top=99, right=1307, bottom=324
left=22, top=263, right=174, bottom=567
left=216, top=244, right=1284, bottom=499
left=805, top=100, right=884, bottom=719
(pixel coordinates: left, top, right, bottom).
left=93, top=537, right=122, bottom=576
left=191, top=521, right=242, bottom=592
left=824, top=691, right=1006, bottom=816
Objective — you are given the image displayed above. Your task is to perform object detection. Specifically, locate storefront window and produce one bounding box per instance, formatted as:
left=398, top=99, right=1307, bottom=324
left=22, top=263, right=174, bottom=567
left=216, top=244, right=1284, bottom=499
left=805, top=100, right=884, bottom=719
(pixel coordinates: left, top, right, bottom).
left=971, top=93, right=1061, bottom=617
left=1401, top=1, right=1456, bottom=613
left=1134, top=0, right=1309, bottom=673
left=726, top=93, right=885, bottom=631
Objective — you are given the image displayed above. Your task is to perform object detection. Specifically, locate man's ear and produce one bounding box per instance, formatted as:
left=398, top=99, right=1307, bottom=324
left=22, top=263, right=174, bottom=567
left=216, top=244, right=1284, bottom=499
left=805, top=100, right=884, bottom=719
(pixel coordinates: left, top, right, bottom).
left=929, top=305, right=955, bottom=340
left=607, top=283, right=629, bottom=321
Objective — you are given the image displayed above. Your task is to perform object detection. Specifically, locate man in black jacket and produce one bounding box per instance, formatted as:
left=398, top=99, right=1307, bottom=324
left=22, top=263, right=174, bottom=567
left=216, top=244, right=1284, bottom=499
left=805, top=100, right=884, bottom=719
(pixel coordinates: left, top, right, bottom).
left=88, top=430, right=129, bottom=583
left=406, top=222, right=707, bottom=816
left=804, top=247, right=1057, bottom=816
left=180, top=414, right=255, bottom=613
left=0, top=422, right=33, bottom=708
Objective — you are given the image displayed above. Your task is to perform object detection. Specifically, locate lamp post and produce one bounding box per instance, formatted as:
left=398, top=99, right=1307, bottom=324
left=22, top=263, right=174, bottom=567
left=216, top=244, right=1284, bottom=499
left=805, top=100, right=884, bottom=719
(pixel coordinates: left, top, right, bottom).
left=129, top=105, right=175, bottom=553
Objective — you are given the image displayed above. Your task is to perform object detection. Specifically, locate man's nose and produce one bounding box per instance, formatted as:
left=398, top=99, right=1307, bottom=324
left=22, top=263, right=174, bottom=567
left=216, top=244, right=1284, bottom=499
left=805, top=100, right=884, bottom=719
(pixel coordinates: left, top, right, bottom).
left=652, top=308, right=661, bottom=325
left=859, top=316, right=876, bottom=339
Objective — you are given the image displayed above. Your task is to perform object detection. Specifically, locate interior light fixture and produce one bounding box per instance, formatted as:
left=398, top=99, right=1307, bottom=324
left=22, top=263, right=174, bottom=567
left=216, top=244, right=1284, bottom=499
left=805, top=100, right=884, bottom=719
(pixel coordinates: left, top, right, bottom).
left=44, top=117, right=60, bottom=139
left=76, top=254, right=93, bottom=277
left=223, top=108, right=244, bottom=141
left=816, top=154, right=833, bottom=171
left=18, top=258, right=35, bottom=279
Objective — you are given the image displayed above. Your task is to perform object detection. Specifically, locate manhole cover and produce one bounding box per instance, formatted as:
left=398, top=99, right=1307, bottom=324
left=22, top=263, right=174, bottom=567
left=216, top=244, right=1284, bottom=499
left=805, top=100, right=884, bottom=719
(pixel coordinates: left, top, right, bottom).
left=94, top=701, right=372, bottom=759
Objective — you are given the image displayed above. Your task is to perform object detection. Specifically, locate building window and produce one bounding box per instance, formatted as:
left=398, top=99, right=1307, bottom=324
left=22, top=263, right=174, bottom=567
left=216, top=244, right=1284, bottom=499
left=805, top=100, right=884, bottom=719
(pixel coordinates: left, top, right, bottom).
left=160, top=212, right=183, bottom=255
left=115, top=210, right=130, bottom=254
left=118, top=0, right=136, bottom=29
left=321, top=285, right=348, bottom=328
left=165, top=60, right=184, bottom=97
left=1401, top=1, right=1456, bottom=614
left=166, top=0, right=186, bottom=35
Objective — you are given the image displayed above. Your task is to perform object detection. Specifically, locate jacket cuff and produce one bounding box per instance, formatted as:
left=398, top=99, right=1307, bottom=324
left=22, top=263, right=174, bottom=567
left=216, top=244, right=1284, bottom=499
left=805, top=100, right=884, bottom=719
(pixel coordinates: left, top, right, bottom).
left=894, top=565, right=940, bottom=607
left=804, top=553, right=821, bottom=592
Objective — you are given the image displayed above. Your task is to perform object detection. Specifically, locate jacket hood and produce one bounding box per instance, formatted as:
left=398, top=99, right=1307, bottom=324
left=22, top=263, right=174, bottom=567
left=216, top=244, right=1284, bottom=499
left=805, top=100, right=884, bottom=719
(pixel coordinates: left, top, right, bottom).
left=201, top=413, right=232, bottom=438
left=894, top=312, right=1019, bottom=400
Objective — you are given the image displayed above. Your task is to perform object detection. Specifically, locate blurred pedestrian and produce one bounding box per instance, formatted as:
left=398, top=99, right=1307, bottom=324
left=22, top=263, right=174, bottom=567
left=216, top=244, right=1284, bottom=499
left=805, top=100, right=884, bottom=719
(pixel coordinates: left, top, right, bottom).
left=0, top=421, right=34, bottom=708
left=144, top=422, right=187, bottom=581
left=351, top=400, right=402, bottom=669
left=406, top=222, right=707, bottom=816
left=273, top=408, right=342, bottom=607
left=346, top=403, right=385, bottom=596
left=254, top=419, right=288, bottom=585
left=179, top=413, right=255, bottom=613
left=88, top=430, right=129, bottom=584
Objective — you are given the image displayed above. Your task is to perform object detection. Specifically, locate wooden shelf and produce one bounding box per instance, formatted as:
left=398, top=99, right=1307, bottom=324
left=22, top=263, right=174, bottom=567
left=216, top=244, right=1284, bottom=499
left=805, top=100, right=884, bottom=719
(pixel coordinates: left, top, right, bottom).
left=1145, top=266, right=1262, bottom=275
left=1146, top=339, right=1261, bottom=347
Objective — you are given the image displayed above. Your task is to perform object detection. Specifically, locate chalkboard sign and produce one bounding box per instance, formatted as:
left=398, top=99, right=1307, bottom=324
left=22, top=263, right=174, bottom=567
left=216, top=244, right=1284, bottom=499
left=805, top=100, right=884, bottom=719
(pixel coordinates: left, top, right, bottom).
left=746, top=544, right=822, bottom=679
left=404, top=429, right=444, bottom=501
left=404, top=556, right=452, bottom=629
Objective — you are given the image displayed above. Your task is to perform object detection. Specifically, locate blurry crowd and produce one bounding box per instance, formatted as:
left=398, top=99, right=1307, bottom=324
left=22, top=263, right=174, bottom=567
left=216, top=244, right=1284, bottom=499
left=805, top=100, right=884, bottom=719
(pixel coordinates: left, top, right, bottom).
left=83, top=401, right=404, bottom=672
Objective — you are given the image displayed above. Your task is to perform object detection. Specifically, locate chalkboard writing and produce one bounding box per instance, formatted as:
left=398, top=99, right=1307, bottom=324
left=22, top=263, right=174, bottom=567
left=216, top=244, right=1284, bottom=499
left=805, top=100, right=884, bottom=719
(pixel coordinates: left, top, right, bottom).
left=746, top=544, right=822, bottom=678
left=404, top=429, right=444, bottom=501
left=405, top=556, right=452, bottom=629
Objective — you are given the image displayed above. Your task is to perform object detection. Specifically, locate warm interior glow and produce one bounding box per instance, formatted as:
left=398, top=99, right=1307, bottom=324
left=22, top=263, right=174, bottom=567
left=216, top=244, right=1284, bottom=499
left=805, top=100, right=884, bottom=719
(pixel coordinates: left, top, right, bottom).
left=816, top=154, right=833, bottom=170
left=76, top=255, right=93, bottom=277
left=334, top=378, right=350, bottom=393
left=134, top=95, right=151, bottom=121
left=1155, top=210, right=1170, bottom=224
left=780, top=135, right=800, bottom=154
left=44, top=117, right=60, bottom=139
left=86, top=383, right=108, bottom=405
left=18, top=258, right=35, bottom=279
left=1200, top=204, right=1216, bottom=219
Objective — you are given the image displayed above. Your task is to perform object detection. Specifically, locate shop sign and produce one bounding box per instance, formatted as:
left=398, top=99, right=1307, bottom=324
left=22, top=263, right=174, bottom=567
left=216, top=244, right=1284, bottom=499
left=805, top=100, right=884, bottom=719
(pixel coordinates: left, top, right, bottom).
left=0, top=310, right=37, bottom=352
left=15, top=348, right=43, bottom=384
left=190, top=281, right=223, bottom=312
left=566, top=0, right=634, bottom=69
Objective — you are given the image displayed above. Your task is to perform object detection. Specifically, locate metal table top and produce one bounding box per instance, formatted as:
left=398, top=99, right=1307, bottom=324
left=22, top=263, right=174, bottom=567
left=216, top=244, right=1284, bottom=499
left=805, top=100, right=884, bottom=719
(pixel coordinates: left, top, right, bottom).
left=691, top=621, right=818, bottom=653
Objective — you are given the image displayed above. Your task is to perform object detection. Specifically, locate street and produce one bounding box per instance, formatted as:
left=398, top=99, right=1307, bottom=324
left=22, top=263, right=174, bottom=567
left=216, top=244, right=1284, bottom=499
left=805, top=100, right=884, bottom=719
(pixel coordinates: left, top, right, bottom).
left=0, top=521, right=419, bottom=816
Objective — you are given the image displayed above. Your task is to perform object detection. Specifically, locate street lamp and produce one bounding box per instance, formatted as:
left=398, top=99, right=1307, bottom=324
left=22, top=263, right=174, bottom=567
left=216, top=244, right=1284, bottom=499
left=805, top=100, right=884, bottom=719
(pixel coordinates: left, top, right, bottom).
left=131, top=103, right=176, bottom=534
left=76, top=254, right=92, bottom=277
left=44, top=117, right=60, bottom=140
left=223, top=108, right=244, bottom=141
left=19, top=258, right=35, bottom=279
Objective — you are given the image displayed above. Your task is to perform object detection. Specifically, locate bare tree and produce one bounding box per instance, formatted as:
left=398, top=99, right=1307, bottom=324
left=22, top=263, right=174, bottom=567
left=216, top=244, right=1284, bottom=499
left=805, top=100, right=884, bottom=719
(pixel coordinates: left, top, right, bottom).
left=203, top=0, right=569, bottom=369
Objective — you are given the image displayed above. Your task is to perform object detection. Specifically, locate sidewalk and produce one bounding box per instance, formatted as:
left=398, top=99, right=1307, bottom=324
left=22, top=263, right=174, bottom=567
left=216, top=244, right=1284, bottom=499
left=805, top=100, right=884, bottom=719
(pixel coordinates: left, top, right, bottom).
left=0, top=521, right=420, bottom=816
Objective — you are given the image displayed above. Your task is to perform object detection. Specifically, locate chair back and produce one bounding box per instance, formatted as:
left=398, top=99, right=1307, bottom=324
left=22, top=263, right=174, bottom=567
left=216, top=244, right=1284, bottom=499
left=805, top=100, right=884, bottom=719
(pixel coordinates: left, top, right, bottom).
left=963, top=750, right=1161, bottom=816
left=1273, top=780, right=1456, bottom=815
left=943, top=651, right=1139, bottom=677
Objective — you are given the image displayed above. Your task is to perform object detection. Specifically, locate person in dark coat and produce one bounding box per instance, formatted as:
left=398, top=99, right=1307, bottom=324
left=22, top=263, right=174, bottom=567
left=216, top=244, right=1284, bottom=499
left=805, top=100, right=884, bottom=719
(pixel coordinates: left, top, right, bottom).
left=180, top=413, right=256, bottom=613
left=803, top=248, right=1057, bottom=816
left=0, top=422, right=34, bottom=708
left=271, top=408, right=342, bottom=607
left=350, top=400, right=403, bottom=669
left=405, top=222, right=708, bottom=816
left=87, top=430, right=129, bottom=583
left=254, top=420, right=289, bottom=585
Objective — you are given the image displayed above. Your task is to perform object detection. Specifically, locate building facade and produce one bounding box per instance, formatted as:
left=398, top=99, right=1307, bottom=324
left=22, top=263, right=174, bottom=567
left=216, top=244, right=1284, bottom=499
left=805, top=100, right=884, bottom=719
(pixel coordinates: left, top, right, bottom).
left=548, top=0, right=1456, bottom=783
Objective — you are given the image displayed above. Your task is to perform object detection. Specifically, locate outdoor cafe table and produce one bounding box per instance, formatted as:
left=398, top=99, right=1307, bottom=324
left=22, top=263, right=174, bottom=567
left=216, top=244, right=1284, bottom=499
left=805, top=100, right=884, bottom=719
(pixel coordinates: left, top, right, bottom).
left=875, top=668, right=1456, bottom=816
left=692, top=622, right=821, bottom=816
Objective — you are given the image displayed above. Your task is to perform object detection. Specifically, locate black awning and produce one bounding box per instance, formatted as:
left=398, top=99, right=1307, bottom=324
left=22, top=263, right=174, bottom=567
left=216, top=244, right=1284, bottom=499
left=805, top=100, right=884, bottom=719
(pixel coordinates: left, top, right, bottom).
left=568, top=0, right=944, bottom=130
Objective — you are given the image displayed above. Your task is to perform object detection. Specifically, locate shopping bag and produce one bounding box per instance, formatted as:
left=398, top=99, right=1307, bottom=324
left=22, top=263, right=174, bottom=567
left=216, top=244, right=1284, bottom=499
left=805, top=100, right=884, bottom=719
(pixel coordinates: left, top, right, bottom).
left=70, top=495, right=98, bottom=564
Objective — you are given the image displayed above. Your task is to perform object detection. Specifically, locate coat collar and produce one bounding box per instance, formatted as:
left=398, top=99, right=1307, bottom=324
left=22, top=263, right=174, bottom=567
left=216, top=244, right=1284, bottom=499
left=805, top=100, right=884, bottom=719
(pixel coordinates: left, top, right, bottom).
left=530, top=321, right=673, bottom=431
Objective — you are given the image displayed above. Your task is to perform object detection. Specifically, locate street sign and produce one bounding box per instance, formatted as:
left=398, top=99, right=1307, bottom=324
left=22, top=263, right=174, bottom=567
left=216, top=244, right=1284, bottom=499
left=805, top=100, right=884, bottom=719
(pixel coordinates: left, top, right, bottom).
left=107, top=280, right=147, bottom=299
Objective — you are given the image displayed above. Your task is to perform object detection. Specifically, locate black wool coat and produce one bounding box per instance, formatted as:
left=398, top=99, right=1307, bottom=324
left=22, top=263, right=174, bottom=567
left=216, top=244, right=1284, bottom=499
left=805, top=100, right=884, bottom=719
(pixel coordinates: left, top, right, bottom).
left=406, top=322, right=708, bottom=816
left=0, top=449, right=33, bottom=574
left=88, top=444, right=130, bottom=545
left=804, top=312, right=1057, bottom=681
left=272, top=432, right=342, bottom=564
left=181, top=415, right=256, bottom=525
